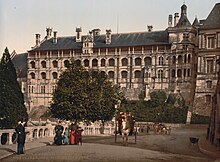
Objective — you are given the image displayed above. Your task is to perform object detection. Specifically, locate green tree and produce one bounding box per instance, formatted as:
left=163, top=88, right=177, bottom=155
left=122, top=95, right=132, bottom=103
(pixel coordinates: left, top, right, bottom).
left=50, top=60, right=123, bottom=124
left=0, top=48, right=28, bottom=128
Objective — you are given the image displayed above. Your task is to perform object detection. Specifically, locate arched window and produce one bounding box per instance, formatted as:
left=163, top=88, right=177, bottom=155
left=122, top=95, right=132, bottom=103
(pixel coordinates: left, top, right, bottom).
left=135, top=58, right=141, bottom=66
left=84, top=59, right=89, bottom=67
left=30, top=72, right=35, bottom=79
left=64, top=60, right=70, bottom=67
left=134, top=70, right=141, bottom=78
left=52, top=72, right=58, bottom=79
left=108, top=71, right=114, bottom=79
left=75, top=60, right=81, bottom=67
left=109, top=58, right=115, bottom=66
left=92, top=59, right=98, bottom=67
left=121, top=58, right=128, bottom=66
left=187, top=69, right=191, bottom=77
left=184, top=54, right=187, bottom=64
left=172, top=56, right=176, bottom=64
left=101, top=71, right=106, bottom=78
left=144, top=57, right=152, bottom=66
left=178, top=55, right=183, bottom=64
left=177, top=69, right=182, bottom=78
left=30, top=61, right=35, bottom=68
left=121, top=71, right=127, bottom=78
left=159, top=56, right=164, bottom=65
left=52, top=60, right=58, bottom=68
left=188, top=54, right=191, bottom=63
left=41, top=72, right=46, bottom=79
left=171, top=69, right=175, bottom=78
left=41, top=61, right=46, bottom=68
left=183, top=69, right=187, bottom=77
left=158, top=70, right=163, bottom=81
left=101, top=59, right=106, bottom=67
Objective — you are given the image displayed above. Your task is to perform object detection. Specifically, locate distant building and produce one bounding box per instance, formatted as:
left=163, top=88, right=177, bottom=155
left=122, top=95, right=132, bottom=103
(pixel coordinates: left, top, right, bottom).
left=12, top=3, right=220, bottom=117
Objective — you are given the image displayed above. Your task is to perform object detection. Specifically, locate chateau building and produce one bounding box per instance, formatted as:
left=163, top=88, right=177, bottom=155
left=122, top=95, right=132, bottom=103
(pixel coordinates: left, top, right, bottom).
left=12, top=3, right=220, bottom=117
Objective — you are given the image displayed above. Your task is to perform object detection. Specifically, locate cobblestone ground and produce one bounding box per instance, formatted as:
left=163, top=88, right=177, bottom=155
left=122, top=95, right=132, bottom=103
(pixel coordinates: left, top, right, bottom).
left=1, top=127, right=216, bottom=162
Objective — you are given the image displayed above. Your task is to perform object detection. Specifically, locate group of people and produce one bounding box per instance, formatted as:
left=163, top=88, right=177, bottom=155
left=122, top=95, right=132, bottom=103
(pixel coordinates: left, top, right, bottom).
left=117, top=111, right=135, bottom=136
left=54, top=121, right=84, bottom=145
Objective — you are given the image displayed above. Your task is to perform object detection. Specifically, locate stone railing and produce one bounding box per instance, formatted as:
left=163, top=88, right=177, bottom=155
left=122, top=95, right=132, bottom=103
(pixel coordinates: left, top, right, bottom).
left=0, top=123, right=115, bottom=145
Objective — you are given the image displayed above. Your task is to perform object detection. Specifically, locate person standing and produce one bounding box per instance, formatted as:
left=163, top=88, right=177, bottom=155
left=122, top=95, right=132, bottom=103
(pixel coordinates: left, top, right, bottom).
left=54, top=121, right=64, bottom=145
left=15, top=120, right=26, bottom=154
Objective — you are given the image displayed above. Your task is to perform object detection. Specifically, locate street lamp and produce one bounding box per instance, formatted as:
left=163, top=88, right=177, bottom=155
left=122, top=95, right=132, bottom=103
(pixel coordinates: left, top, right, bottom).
left=114, top=100, right=121, bottom=143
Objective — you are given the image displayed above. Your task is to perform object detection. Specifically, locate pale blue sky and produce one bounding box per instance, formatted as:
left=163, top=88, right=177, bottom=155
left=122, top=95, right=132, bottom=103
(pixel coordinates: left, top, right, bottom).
left=0, top=0, right=219, bottom=57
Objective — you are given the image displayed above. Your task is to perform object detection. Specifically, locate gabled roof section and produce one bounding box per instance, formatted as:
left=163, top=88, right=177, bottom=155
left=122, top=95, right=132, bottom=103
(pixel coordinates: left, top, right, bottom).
left=30, top=30, right=169, bottom=51
left=201, top=3, right=220, bottom=29
left=192, top=17, right=199, bottom=27
left=12, top=53, right=28, bottom=78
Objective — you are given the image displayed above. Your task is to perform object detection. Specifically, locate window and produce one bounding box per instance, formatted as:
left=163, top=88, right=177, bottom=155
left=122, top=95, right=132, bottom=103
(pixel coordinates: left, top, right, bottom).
left=178, top=55, right=183, bottom=64
left=52, top=85, right=56, bottom=93
left=207, top=60, right=213, bottom=73
left=30, top=61, right=35, bottom=68
left=172, top=56, right=176, bottom=64
left=84, top=59, right=89, bottom=67
left=101, top=59, right=106, bottom=67
left=135, top=58, right=141, bottom=66
left=207, top=37, right=215, bottom=49
left=41, top=72, right=46, bottom=79
left=158, top=56, right=163, bottom=65
left=41, top=61, right=46, bottom=68
left=158, top=70, right=163, bottom=82
left=177, top=69, right=182, bottom=78
left=101, top=71, right=106, bottom=78
left=52, top=72, right=58, bottom=79
left=41, top=86, right=45, bottom=94
left=75, top=60, right=81, bottom=67
left=52, top=60, right=58, bottom=68
left=64, top=60, right=70, bottom=67
left=144, top=57, right=152, bottom=66
left=188, top=54, right=191, bottom=63
left=205, top=95, right=211, bottom=104
left=207, top=80, right=212, bottom=88
left=183, top=69, right=187, bottom=77
left=171, top=69, right=175, bottom=78
left=92, top=59, right=98, bottom=67
left=122, top=58, right=128, bottom=66
left=121, top=71, right=127, bottom=78
left=30, top=72, right=35, bottom=79
left=29, top=86, right=34, bottom=93
left=109, top=58, right=115, bottom=66
left=108, top=71, right=114, bottom=79
left=134, top=70, right=141, bottom=78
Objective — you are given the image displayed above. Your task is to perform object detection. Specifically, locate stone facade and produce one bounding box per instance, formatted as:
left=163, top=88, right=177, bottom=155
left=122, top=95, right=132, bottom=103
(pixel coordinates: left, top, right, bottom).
left=12, top=3, right=220, bottom=117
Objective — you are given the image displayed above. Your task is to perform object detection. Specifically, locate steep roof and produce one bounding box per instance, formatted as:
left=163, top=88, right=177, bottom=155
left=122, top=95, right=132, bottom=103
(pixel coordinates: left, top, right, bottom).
left=12, top=53, right=28, bottom=78
left=30, top=30, right=169, bottom=51
left=176, top=15, right=191, bottom=27
left=201, top=3, right=220, bottom=29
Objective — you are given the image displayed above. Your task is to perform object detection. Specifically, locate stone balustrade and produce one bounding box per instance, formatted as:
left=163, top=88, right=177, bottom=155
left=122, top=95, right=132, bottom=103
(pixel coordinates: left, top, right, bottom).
left=0, top=123, right=115, bottom=145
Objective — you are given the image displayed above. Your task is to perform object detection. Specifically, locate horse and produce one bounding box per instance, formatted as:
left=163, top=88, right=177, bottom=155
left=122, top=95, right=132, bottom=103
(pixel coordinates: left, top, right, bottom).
left=121, top=118, right=131, bottom=146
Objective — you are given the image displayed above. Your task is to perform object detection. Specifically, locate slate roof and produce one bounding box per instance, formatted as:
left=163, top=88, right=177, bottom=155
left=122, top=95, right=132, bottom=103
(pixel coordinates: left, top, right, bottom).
left=12, top=53, right=28, bottom=78
left=201, top=3, right=220, bottom=29
left=176, top=15, right=191, bottom=27
left=31, top=30, right=169, bottom=51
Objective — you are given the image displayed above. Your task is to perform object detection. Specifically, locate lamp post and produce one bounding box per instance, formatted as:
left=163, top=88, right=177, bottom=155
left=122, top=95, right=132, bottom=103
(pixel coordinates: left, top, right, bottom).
left=114, top=100, right=121, bottom=143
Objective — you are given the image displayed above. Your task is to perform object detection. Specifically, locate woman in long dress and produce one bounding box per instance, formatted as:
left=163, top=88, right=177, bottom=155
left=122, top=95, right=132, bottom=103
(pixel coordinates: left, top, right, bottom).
left=69, top=123, right=77, bottom=145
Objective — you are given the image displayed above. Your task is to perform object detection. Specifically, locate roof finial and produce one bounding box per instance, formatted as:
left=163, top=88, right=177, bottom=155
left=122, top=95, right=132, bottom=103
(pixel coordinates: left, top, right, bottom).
left=183, top=0, right=185, bottom=5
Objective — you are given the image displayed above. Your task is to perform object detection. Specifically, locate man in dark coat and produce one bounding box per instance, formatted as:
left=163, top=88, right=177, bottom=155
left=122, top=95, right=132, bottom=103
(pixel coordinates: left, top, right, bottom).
left=54, top=121, right=64, bottom=145
left=15, top=120, right=26, bottom=154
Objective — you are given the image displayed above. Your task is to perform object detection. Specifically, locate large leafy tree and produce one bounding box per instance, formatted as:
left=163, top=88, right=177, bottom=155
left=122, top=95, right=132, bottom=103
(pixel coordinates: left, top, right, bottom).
left=50, top=60, right=123, bottom=124
left=0, top=48, right=28, bottom=128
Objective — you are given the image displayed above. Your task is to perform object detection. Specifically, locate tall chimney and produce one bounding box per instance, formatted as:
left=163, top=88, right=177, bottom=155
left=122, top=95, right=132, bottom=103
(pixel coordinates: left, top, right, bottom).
left=76, top=27, right=82, bottom=42
left=181, top=4, right=187, bottom=17
left=174, top=13, right=179, bottom=26
left=168, top=15, right=173, bottom=27
left=35, top=34, right=40, bottom=46
left=53, top=31, right=57, bottom=44
left=106, top=29, right=112, bottom=44
left=46, top=27, right=52, bottom=39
